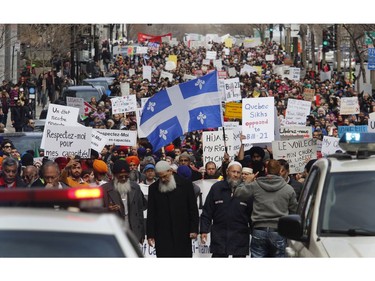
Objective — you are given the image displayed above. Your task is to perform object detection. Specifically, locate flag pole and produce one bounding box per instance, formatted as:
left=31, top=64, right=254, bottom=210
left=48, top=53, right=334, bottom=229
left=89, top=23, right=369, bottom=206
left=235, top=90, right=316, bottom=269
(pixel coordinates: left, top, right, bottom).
left=222, top=127, right=228, bottom=154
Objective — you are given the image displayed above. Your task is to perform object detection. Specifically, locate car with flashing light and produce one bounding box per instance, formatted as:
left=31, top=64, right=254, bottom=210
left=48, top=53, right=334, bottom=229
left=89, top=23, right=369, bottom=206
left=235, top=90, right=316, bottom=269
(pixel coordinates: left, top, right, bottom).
left=278, top=132, right=375, bottom=257
left=0, top=187, right=143, bottom=257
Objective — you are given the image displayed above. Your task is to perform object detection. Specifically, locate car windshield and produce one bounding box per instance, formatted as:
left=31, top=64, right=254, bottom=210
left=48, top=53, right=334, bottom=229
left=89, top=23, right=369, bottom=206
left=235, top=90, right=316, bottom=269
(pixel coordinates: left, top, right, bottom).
left=320, top=171, right=375, bottom=236
left=0, top=230, right=125, bottom=257
left=83, top=80, right=110, bottom=90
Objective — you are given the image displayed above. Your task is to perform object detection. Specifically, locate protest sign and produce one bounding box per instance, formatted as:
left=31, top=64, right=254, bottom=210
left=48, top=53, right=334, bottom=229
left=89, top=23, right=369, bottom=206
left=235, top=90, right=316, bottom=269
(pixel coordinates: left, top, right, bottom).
left=285, top=99, right=311, bottom=126
left=44, top=125, right=92, bottom=159
left=272, top=138, right=318, bottom=174
left=91, top=130, right=109, bottom=153
left=206, top=51, right=217, bottom=60
left=321, top=136, right=344, bottom=157
left=160, top=70, right=174, bottom=81
left=143, top=66, right=152, bottom=82
left=224, top=102, right=242, bottom=119
left=136, top=108, right=147, bottom=139
left=339, top=97, right=360, bottom=115
left=95, top=129, right=137, bottom=146
left=45, top=104, right=79, bottom=126
left=223, top=78, right=241, bottom=102
left=279, top=126, right=312, bottom=140
left=265, top=54, right=275, bottom=61
left=303, top=88, right=315, bottom=101
left=242, top=97, right=275, bottom=144
left=120, top=82, right=130, bottom=96
left=202, top=130, right=235, bottom=168
left=368, top=118, right=375, bottom=132
left=213, top=59, right=222, bottom=70
left=66, top=97, right=84, bottom=115
left=110, top=95, right=138, bottom=114
left=228, top=67, right=236, bottom=77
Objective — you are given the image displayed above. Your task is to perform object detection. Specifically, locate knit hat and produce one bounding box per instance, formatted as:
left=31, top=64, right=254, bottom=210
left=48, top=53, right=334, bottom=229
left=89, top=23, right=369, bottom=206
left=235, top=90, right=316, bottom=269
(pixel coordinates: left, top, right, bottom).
left=112, top=159, right=130, bottom=174
left=93, top=159, right=108, bottom=173
left=155, top=160, right=171, bottom=173
left=177, top=165, right=192, bottom=180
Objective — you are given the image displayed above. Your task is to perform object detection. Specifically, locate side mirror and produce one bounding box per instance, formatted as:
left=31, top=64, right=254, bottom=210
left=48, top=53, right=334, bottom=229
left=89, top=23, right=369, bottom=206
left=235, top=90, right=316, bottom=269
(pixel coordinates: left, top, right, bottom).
left=278, top=214, right=307, bottom=242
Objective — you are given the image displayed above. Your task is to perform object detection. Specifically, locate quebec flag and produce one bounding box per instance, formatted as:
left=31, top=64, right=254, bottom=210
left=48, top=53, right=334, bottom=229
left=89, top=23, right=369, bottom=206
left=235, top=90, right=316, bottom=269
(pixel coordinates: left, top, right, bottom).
left=140, top=71, right=223, bottom=152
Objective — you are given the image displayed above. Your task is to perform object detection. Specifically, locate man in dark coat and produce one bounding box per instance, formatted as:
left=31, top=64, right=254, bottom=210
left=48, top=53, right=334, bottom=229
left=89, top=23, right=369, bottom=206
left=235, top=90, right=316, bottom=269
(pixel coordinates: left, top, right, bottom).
left=277, top=159, right=303, bottom=202
left=200, top=161, right=253, bottom=257
left=101, top=159, right=147, bottom=244
left=146, top=160, right=199, bottom=257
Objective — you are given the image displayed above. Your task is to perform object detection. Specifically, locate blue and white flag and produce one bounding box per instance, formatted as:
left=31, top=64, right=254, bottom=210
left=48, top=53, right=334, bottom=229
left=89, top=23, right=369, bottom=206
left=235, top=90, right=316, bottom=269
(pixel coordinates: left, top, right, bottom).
left=140, top=71, right=223, bottom=152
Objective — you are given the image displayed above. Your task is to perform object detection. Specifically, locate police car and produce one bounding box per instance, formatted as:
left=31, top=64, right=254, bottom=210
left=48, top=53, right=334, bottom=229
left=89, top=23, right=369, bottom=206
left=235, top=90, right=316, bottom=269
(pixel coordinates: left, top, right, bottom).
left=0, top=187, right=143, bottom=257
left=278, top=132, right=375, bottom=257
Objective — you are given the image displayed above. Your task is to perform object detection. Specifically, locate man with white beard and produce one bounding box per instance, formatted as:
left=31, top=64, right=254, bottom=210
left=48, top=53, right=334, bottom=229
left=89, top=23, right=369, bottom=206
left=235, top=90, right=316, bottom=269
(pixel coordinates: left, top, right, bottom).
left=101, top=159, right=147, bottom=244
left=200, top=161, right=253, bottom=258
left=146, top=160, right=199, bottom=257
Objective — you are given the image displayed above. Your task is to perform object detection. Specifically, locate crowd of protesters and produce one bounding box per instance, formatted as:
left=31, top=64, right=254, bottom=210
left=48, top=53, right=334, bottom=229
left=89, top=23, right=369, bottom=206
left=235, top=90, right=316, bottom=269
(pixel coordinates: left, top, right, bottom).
left=0, top=35, right=373, bottom=257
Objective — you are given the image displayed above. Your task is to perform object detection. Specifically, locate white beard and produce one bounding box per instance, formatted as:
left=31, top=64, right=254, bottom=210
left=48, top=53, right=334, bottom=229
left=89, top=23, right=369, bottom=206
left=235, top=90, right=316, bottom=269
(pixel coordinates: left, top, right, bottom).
left=159, top=175, right=177, bottom=193
left=114, top=178, right=131, bottom=195
left=228, top=178, right=241, bottom=189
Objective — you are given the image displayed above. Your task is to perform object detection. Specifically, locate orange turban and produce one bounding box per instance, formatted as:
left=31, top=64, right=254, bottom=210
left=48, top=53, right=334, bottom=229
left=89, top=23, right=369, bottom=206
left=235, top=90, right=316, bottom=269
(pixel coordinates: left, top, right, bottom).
left=93, top=159, right=108, bottom=173
left=126, top=156, right=140, bottom=166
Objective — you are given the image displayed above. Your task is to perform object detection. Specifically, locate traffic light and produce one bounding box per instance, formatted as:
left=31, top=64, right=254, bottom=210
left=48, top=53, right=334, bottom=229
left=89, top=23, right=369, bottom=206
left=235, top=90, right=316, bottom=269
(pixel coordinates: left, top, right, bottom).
left=269, top=24, right=273, bottom=40
left=322, top=25, right=337, bottom=52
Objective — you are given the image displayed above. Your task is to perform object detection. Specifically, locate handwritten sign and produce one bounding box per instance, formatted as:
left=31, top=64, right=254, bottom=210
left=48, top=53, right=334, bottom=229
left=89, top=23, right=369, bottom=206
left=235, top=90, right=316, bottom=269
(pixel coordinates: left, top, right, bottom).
left=143, top=66, right=152, bottom=82
left=66, top=97, right=84, bottom=115
left=206, top=51, right=217, bottom=60
left=285, top=99, right=311, bottom=126
left=242, top=97, right=275, bottom=144
left=111, top=95, right=137, bottom=114
left=279, top=126, right=312, bottom=140
left=202, top=130, right=235, bottom=168
left=224, top=102, right=242, bottom=119
left=303, top=88, right=315, bottom=102
left=91, top=130, right=109, bottom=153
left=44, top=125, right=92, bottom=159
left=95, top=129, right=137, bottom=146
left=367, top=119, right=375, bottom=132
left=321, top=136, right=344, bottom=157
left=272, top=138, right=317, bottom=174
left=45, top=104, right=79, bottom=126
left=223, top=78, right=241, bottom=102
left=120, top=82, right=130, bottom=96
left=340, top=97, right=360, bottom=115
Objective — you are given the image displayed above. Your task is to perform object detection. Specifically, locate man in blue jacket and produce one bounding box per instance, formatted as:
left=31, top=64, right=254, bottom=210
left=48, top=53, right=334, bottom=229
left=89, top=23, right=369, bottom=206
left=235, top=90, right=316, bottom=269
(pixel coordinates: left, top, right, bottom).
left=200, top=161, right=253, bottom=257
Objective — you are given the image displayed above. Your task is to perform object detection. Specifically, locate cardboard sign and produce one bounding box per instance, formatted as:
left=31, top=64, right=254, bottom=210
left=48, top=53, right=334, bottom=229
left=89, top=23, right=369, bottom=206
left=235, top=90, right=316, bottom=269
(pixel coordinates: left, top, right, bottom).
left=91, top=130, right=109, bottom=153
left=66, top=97, right=84, bottom=115
left=279, top=126, right=312, bottom=140
left=321, top=136, right=344, bottom=157
left=120, top=82, right=130, bottom=96
left=272, top=138, right=318, bottom=174
left=339, top=97, right=360, bottom=115
left=202, top=130, right=235, bottom=168
left=223, top=77, right=241, bottom=102
left=303, top=88, right=315, bottom=102
left=206, top=51, right=217, bottom=60
left=224, top=102, right=242, bottom=119
left=143, top=65, right=152, bottom=82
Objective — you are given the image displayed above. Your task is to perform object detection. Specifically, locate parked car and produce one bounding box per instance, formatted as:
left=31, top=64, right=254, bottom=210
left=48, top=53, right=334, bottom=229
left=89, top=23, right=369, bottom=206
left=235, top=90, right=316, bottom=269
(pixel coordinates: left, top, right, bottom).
left=57, top=85, right=104, bottom=105
left=0, top=132, right=43, bottom=155
left=83, top=77, right=115, bottom=94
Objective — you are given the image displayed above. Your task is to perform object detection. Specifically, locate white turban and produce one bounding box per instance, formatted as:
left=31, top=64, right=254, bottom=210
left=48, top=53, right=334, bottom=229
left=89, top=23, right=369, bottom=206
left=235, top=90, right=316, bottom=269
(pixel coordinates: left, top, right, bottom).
left=242, top=167, right=253, bottom=174
left=155, top=160, right=172, bottom=173
left=227, top=161, right=242, bottom=170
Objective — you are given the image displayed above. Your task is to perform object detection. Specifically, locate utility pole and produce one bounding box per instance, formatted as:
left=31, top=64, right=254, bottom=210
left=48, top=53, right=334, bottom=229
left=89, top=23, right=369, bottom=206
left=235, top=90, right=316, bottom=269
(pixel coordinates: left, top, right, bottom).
left=336, top=24, right=342, bottom=74
left=285, top=25, right=291, bottom=57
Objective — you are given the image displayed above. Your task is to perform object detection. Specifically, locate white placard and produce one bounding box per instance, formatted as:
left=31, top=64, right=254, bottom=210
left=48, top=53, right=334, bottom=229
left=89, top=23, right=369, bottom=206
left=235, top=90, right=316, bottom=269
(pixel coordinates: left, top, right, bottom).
left=223, top=77, right=241, bottom=102
left=202, top=59, right=211, bottom=65
left=321, top=136, right=344, bottom=157
left=223, top=48, right=230, bottom=55
left=279, top=126, right=312, bottom=140
left=110, top=95, right=138, bottom=114
left=289, top=67, right=301, bottom=81
left=120, top=82, right=130, bottom=96
left=143, top=65, right=152, bottom=82
left=202, top=130, right=235, bottom=169
left=285, top=99, right=311, bottom=126
left=91, top=130, right=109, bottom=153
left=266, top=54, right=275, bottom=61
left=160, top=71, right=173, bottom=81
left=242, top=97, right=275, bottom=144
left=136, top=108, right=147, bottom=139
left=240, top=64, right=257, bottom=75
left=213, top=59, right=222, bottom=70
left=228, top=67, right=237, bottom=77
left=182, top=74, right=197, bottom=81
left=66, top=97, right=84, bottom=116
left=136, top=46, right=148, bottom=54
left=129, top=68, right=135, bottom=77
left=339, top=97, right=360, bottom=115
left=368, top=119, right=375, bottom=132
left=206, top=51, right=217, bottom=60
left=45, top=104, right=79, bottom=126
left=272, top=138, right=318, bottom=174
left=44, top=125, right=92, bottom=159
left=95, top=129, right=137, bottom=147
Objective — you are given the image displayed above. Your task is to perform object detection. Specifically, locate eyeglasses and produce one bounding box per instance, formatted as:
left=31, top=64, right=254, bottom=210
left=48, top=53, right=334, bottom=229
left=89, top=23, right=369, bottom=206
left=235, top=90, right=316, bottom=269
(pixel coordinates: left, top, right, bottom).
left=3, top=145, right=12, bottom=148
